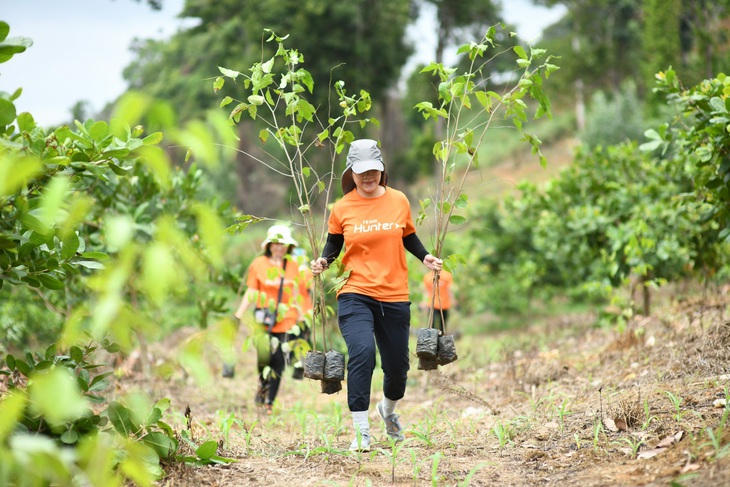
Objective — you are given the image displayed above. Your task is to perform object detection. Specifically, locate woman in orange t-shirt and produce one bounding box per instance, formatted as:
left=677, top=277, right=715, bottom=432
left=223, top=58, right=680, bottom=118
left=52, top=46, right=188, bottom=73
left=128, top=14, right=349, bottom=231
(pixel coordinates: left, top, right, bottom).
left=228, top=224, right=302, bottom=413
left=311, top=139, right=442, bottom=452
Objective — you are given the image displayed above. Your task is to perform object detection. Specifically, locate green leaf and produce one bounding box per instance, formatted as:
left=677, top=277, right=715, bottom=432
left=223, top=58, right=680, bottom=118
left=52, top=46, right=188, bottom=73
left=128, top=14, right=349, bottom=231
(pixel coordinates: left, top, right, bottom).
left=70, top=346, right=84, bottom=364
left=16, top=111, right=34, bottom=131
left=145, top=407, right=162, bottom=427
left=248, top=95, right=265, bottom=106
left=107, top=401, right=140, bottom=436
left=36, top=273, right=64, bottom=290
left=20, top=212, right=52, bottom=236
left=0, top=41, right=32, bottom=63
left=196, top=440, right=218, bottom=460
left=60, top=429, right=79, bottom=444
left=213, top=76, right=224, bottom=93
left=0, top=393, right=26, bottom=442
left=218, top=66, right=239, bottom=79
left=80, top=251, right=109, bottom=260
left=142, top=132, right=164, bottom=145
left=61, top=232, right=80, bottom=261
left=15, top=359, right=31, bottom=376
left=0, top=98, right=17, bottom=127
left=261, top=57, right=274, bottom=74
left=29, top=368, right=88, bottom=427
left=449, top=215, right=468, bottom=225
left=76, top=373, right=90, bottom=392
left=74, top=260, right=105, bottom=270
left=513, top=45, right=528, bottom=60
left=209, top=455, right=237, bottom=464
left=142, top=431, right=177, bottom=458
left=102, top=148, right=130, bottom=158
left=88, top=120, right=109, bottom=141
left=220, top=96, right=233, bottom=108
left=108, top=162, right=129, bottom=176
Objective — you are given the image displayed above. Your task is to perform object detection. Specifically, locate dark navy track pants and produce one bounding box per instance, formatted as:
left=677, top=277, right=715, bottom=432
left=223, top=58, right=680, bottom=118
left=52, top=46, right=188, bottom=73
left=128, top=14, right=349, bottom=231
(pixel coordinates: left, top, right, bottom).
left=337, top=293, right=411, bottom=412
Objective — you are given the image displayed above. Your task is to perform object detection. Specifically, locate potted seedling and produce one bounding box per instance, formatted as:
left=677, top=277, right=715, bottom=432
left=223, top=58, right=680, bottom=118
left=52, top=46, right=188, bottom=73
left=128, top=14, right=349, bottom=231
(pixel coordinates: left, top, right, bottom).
left=218, top=30, right=374, bottom=393
left=414, top=26, right=557, bottom=369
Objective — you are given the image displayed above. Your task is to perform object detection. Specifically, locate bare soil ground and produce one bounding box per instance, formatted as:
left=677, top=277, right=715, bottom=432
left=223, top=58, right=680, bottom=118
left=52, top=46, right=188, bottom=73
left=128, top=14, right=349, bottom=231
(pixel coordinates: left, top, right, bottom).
left=119, top=291, right=730, bottom=487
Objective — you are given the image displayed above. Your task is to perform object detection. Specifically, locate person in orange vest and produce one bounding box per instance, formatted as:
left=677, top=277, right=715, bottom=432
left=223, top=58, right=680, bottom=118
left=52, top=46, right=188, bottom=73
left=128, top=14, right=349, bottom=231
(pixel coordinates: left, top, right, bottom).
left=311, top=139, right=442, bottom=452
left=421, top=269, right=455, bottom=334
left=227, top=224, right=302, bottom=414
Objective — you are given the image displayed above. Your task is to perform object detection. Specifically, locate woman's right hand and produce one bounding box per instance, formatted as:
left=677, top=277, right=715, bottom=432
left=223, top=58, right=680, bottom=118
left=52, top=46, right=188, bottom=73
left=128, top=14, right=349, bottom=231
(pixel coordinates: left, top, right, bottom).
left=311, top=257, right=328, bottom=275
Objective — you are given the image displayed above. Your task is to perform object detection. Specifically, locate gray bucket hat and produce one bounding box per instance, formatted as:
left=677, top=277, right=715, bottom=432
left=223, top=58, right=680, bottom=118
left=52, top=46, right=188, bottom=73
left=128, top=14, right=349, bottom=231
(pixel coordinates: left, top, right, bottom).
left=341, top=139, right=389, bottom=194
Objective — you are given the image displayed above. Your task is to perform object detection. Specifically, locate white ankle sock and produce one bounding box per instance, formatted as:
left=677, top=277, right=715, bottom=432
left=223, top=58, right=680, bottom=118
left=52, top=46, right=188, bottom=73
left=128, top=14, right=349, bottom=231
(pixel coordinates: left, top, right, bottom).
left=351, top=410, right=370, bottom=436
left=381, top=396, right=398, bottom=416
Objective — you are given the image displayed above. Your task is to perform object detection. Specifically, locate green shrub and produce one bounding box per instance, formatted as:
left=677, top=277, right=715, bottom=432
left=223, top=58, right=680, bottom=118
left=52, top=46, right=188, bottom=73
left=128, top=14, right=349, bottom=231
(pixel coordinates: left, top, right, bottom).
left=580, top=81, right=645, bottom=148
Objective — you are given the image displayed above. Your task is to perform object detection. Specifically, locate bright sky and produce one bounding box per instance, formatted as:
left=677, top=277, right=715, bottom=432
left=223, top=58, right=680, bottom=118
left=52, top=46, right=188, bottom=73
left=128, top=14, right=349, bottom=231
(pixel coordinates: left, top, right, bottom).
left=2, top=0, right=565, bottom=127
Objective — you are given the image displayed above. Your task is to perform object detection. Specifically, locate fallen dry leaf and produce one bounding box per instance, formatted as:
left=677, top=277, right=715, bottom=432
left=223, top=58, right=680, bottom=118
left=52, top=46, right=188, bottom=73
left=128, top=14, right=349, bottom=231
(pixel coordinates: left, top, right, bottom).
left=615, top=418, right=628, bottom=431
left=713, top=399, right=727, bottom=409
left=637, top=448, right=665, bottom=460
left=604, top=417, right=619, bottom=432
left=681, top=463, right=701, bottom=473
left=657, top=431, right=683, bottom=448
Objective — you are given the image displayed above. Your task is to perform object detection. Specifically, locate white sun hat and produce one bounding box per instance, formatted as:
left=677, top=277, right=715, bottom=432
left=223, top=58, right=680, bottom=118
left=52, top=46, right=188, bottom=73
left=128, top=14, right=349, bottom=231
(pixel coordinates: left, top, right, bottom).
left=261, top=224, right=298, bottom=249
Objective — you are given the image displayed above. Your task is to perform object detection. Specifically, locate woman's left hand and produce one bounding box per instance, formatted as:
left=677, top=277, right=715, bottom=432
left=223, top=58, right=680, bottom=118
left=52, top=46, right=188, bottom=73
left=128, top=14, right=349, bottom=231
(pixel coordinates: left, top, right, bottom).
left=423, top=254, right=442, bottom=271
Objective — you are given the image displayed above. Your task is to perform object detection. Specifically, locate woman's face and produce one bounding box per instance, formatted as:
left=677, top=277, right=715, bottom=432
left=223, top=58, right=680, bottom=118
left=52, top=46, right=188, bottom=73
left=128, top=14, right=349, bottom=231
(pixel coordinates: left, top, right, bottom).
left=269, top=242, right=287, bottom=259
left=353, top=169, right=382, bottom=196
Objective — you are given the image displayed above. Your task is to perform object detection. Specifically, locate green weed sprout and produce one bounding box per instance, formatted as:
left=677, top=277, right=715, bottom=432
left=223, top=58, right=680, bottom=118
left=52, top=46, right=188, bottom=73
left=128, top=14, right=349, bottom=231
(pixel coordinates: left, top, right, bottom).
left=612, top=436, right=645, bottom=459
left=642, top=399, right=657, bottom=431
left=324, top=402, right=346, bottom=438
left=217, top=410, right=239, bottom=449
left=240, top=419, right=259, bottom=454
left=491, top=420, right=513, bottom=456
left=554, top=398, right=572, bottom=434
left=593, top=418, right=605, bottom=452
left=430, top=452, right=444, bottom=486
left=458, top=462, right=491, bottom=486
left=377, top=437, right=410, bottom=483
left=410, top=448, right=424, bottom=484
left=702, top=408, right=730, bottom=462
left=664, top=391, right=685, bottom=422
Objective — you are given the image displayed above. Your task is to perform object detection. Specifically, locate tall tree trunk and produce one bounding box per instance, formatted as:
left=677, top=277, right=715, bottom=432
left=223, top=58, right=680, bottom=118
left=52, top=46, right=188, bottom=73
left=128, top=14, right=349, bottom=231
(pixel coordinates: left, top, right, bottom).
left=642, top=280, right=651, bottom=317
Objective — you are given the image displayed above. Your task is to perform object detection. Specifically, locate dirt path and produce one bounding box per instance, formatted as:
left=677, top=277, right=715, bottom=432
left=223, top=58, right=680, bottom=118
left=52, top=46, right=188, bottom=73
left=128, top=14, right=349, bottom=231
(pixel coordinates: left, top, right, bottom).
left=120, top=294, right=730, bottom=486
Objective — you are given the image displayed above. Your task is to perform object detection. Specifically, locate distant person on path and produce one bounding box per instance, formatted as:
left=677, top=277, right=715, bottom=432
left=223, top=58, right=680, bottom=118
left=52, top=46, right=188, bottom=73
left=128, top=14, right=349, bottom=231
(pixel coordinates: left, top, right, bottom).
left=311, top=139, right=442, bottom=451
left=227, top=224, right=302, bottom=414
left=421, top=269, right=455, bottom=334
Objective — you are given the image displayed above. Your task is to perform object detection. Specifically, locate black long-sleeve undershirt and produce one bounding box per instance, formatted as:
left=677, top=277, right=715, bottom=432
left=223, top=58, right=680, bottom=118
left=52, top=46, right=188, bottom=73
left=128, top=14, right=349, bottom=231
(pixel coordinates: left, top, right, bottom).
left=320, top=232, right=429, bottom=265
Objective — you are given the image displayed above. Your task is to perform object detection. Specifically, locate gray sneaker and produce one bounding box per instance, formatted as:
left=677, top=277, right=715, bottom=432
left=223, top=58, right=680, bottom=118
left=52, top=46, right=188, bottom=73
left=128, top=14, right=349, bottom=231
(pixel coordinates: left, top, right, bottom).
left=377, top=401, right=405, bottom=442
left=349, top=431, right=371, bottom=452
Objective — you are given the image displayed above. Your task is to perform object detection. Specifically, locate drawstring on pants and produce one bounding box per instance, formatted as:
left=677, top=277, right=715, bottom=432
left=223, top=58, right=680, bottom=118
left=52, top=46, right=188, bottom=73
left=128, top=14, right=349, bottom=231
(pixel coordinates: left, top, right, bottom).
left=379, top=301, right=385, bottom=317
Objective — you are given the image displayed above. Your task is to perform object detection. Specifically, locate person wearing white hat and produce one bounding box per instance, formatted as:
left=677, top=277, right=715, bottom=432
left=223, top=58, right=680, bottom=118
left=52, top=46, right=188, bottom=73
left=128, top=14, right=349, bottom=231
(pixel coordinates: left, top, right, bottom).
left=227, top=224, right=303, bottom=414
left=311, top=139, right=442, bottom=451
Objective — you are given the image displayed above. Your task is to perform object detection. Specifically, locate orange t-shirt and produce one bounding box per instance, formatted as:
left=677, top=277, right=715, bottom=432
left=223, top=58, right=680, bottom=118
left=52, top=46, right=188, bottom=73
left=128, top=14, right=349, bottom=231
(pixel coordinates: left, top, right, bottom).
left=423, top=270, right=453, bottom=310
left=297, top=265, right=313, bottom=318
left=328, top=187, right=416, bottom=302
left=245, top=255, right=300, bottom=333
